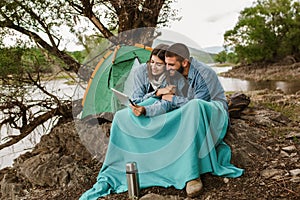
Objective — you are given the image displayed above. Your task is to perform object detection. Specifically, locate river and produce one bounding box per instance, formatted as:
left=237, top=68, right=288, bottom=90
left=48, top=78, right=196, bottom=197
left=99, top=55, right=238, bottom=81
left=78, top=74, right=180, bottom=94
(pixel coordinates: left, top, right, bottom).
left=212, top=66, right=300, bottom=94
left=1, top=66, right=300, bottom=169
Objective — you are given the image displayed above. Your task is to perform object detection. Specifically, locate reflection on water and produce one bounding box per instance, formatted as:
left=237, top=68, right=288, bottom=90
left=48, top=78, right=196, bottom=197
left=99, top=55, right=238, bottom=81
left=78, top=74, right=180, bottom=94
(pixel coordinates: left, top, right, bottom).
left=219, top=77, right=300, bottom=94
left=212, top=66, right=300, bottom=94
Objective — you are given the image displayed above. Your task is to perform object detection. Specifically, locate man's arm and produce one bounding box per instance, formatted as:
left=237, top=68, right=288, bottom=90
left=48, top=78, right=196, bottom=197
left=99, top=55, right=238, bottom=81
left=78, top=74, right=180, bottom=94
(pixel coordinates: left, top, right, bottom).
left=162, top=73, right=211, bottom=107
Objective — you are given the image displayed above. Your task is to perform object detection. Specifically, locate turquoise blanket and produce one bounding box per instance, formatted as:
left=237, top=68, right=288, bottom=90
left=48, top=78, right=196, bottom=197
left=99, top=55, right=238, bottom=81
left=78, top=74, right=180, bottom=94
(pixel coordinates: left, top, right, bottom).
left=80, top=98, right=244, bottom=200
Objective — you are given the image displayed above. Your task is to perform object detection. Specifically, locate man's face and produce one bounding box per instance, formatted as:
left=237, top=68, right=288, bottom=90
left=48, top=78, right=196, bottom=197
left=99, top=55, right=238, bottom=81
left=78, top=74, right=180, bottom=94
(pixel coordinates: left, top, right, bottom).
left=165, top=56, right=183, bottom=77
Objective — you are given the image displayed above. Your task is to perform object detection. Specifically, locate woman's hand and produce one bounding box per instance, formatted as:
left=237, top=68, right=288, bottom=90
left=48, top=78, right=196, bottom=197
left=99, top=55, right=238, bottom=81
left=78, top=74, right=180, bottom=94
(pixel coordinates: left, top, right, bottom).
left=130, top=104, right=146, bottom=116
left=156, top=85, right=176, bottom=97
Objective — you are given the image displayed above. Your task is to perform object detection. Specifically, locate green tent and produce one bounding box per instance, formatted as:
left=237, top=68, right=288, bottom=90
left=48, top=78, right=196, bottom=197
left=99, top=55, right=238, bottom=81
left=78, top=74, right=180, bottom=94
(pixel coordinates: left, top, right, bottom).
left=81, top=44, right=152, bottom=119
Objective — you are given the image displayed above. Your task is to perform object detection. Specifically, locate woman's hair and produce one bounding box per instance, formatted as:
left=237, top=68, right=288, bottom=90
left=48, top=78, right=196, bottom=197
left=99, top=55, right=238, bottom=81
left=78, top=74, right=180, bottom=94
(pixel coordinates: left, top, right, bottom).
left=150, top=44, right=169, bottom=62
left=147, top=44, right=169, bottom=80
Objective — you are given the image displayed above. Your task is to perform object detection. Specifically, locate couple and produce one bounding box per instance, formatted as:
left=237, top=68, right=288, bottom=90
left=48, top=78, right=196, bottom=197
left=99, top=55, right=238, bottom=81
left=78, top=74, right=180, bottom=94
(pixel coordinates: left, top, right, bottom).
left=130, top=43, right=189, bottom=117
left=80, top=43, right=244, bottom=199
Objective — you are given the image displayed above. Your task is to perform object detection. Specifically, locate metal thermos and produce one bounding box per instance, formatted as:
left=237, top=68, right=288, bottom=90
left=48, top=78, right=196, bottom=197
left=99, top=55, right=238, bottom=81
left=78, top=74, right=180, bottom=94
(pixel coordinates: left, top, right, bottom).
left=126, top=162, right=139, bottom=199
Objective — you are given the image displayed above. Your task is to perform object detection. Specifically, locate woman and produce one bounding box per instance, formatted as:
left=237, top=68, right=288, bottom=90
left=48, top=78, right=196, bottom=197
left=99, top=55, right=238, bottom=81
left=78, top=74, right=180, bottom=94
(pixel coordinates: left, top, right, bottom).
left=131, top=43, right=169, bottom=103
left=80, top=44, right=183, bottom=200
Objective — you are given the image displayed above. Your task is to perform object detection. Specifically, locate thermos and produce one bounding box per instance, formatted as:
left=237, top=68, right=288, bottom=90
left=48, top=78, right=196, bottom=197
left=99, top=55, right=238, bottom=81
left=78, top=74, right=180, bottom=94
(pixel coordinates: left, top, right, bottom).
left=126, top=162, right=139, bottom=199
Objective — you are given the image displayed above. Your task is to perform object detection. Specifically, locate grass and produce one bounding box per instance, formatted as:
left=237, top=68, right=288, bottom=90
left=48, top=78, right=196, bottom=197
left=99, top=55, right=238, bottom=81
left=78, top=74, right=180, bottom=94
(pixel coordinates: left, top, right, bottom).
left=214, top=63, right=237, bottom=67
left=261, top=102, right=300, bottom=122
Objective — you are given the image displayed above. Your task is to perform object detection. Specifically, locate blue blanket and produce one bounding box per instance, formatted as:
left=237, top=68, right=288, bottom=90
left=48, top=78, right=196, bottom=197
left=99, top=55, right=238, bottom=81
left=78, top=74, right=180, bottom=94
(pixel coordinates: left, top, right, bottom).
left=80, top=98, right=244, bottom=200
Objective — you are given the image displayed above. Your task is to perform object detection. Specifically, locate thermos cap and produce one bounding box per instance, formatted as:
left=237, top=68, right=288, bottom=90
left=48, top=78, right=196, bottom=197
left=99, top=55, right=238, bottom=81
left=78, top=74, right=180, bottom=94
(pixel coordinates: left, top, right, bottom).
left=126, top=162, right=137, bottom=172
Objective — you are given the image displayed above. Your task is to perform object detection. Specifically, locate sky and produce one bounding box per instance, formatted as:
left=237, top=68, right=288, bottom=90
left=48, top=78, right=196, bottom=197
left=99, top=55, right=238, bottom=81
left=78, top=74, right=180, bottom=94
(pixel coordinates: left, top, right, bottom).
left=161, top=0, right=256, bottom=49
left=64, top=0, right=257, bottom=51
left=2, top=0, right=257, bottom=51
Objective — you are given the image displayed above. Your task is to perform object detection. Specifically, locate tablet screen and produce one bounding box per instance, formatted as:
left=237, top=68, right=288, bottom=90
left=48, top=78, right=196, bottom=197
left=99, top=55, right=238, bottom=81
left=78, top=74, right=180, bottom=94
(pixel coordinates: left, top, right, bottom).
left=111, top=88, right=131, bottom=106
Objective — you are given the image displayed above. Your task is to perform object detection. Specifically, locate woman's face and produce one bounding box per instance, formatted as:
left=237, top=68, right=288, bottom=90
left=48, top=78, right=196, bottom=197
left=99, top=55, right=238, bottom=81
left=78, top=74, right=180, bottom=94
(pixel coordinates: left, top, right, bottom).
left=150, top=55, right=165, bottom=76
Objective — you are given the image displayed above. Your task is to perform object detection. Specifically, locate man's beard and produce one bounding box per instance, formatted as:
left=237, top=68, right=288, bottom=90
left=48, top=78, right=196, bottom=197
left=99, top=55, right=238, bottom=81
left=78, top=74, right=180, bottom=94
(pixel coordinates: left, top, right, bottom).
left=176, top=65, right=184, bottom=74
left=168, top=65, right=184, bottom=77
left=168, top=65, right=186, bottom=85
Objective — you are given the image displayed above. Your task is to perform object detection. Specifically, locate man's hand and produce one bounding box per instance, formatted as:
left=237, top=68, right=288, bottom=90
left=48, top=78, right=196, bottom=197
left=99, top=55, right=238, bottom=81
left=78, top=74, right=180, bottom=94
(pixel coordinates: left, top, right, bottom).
left=156, top=85, right=176, bottom=97
left=162, top=94, right=174, bottom=102
left=130, top=104, right=146, bottom=116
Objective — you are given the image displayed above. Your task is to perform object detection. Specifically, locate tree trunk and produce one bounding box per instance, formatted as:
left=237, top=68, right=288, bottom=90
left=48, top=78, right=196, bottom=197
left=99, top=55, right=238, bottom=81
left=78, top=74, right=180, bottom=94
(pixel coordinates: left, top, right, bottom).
left=112, top=0, right=165, bottom=46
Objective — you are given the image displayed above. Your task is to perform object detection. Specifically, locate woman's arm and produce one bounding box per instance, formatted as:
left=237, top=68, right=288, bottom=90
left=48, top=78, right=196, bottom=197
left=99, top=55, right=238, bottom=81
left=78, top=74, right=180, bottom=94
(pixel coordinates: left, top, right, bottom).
left=131, top=64, right=152, bottom=103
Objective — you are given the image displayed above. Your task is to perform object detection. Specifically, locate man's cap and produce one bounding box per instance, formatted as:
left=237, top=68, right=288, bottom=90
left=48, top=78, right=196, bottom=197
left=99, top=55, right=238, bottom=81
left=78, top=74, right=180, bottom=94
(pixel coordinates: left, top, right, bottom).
left=166, top=43, right=190, bottom=60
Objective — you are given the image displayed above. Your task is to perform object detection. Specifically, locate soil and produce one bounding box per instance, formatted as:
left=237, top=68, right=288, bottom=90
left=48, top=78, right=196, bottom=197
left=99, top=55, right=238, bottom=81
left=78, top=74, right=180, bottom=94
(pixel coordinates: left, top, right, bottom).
left=1, top=63, right=300, bottom=200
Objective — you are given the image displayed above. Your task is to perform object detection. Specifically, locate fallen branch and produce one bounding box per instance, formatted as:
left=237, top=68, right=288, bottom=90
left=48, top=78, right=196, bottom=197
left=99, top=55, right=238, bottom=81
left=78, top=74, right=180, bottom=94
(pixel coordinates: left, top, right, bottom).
left=0, top=101, right=72, bottom=150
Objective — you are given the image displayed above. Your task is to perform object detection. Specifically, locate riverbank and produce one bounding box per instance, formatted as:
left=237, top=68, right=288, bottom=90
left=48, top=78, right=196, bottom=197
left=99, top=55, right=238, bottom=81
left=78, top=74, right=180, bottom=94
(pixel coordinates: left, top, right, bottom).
left=221, top=62, right=300, bottom=81
left=0, top=89, right=299, bottom=199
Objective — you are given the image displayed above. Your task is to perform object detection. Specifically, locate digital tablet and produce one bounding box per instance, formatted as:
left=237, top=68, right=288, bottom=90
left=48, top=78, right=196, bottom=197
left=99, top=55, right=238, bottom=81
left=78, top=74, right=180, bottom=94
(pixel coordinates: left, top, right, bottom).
left=111, top=88, right=135, bottom=106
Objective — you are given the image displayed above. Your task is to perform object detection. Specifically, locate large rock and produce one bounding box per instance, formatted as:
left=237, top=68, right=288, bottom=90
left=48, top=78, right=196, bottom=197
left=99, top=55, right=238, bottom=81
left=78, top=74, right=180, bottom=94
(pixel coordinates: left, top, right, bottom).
left=0, top=120, right=106, bottom=199
left=13, top=120, right=94, bottom=188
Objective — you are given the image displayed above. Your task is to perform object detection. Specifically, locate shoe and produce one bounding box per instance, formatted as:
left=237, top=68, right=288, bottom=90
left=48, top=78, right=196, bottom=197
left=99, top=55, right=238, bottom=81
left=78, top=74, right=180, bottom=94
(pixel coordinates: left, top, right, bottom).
left=186, top=178, right=203, bottom=197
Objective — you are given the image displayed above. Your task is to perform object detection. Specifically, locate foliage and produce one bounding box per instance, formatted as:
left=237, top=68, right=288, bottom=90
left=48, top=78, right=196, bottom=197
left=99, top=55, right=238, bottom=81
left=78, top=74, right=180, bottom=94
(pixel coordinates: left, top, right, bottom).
left=0, top=47, right=62, bottom=81
left=224, top=0, right=300, bottom=64
left=215, top=51, right=227, bottom=63
left=22, top=48, right=54, bottom=74
left=0, top=47, right=23, bottom=78
left=68, top=50, right=87, bottom=64
left=215, top=50, right=239, bottom=64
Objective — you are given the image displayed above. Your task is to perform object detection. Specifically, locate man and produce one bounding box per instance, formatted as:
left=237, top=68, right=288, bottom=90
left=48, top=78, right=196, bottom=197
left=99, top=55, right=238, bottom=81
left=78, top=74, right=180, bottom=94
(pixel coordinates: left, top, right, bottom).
left=163, top=43, right=227, bottom=109
left=162, top=43, right=229, bottom=197
left=132, top=43, right=230, bottom=197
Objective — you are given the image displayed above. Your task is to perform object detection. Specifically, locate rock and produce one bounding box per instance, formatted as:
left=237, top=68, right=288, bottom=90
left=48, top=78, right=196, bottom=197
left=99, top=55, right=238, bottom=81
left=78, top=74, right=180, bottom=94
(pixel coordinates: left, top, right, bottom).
left=76, top=120, right=110, bottom=161
left=289, top=169, right=300, bottom=176
left=290, top=177, right=300, bottom=183
left=260, top=169, right=285, bottom=179
left=13, top=121, right=95, bottom=188
left=203, top=195, right=212, bottom=200
left=274, top=146, right=280, bottom=152
left=285, top=132, right=300, bottom=139
left=223, top=178, right=229, bottom=184
left=140, top=193, right=181, bottom=200
left=282, top=145, right=297, bottom=152
left=225, top=117, right=270, bottom=168
left=271, top=175, right=284, bottom=181
left=0, top=170, right=24, bottom=199
left=18, top=153, right=61, bottom=187
left=259, top=182, right=266, bottom=186
left=290, top=152, right=298, bottom=157
left=279, top=150, right=290, bottom=157
left=279, top=163, right=286, bottom=167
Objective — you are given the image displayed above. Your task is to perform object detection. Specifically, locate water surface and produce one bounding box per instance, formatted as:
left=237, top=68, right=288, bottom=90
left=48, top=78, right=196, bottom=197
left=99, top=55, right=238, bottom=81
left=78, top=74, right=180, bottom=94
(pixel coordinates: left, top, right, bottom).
left=212, top=66, right=300, bottom=94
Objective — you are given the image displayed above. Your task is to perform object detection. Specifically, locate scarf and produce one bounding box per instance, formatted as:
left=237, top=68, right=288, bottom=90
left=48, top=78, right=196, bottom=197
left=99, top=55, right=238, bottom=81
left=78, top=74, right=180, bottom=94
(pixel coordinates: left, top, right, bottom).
left=150, top=74, right=166, bottom=90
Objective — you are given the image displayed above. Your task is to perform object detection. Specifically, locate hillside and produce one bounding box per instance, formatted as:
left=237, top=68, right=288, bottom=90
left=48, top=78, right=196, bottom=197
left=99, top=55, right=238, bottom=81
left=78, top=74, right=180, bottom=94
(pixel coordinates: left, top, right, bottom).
left=153, top=38, right=217, bottom=63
